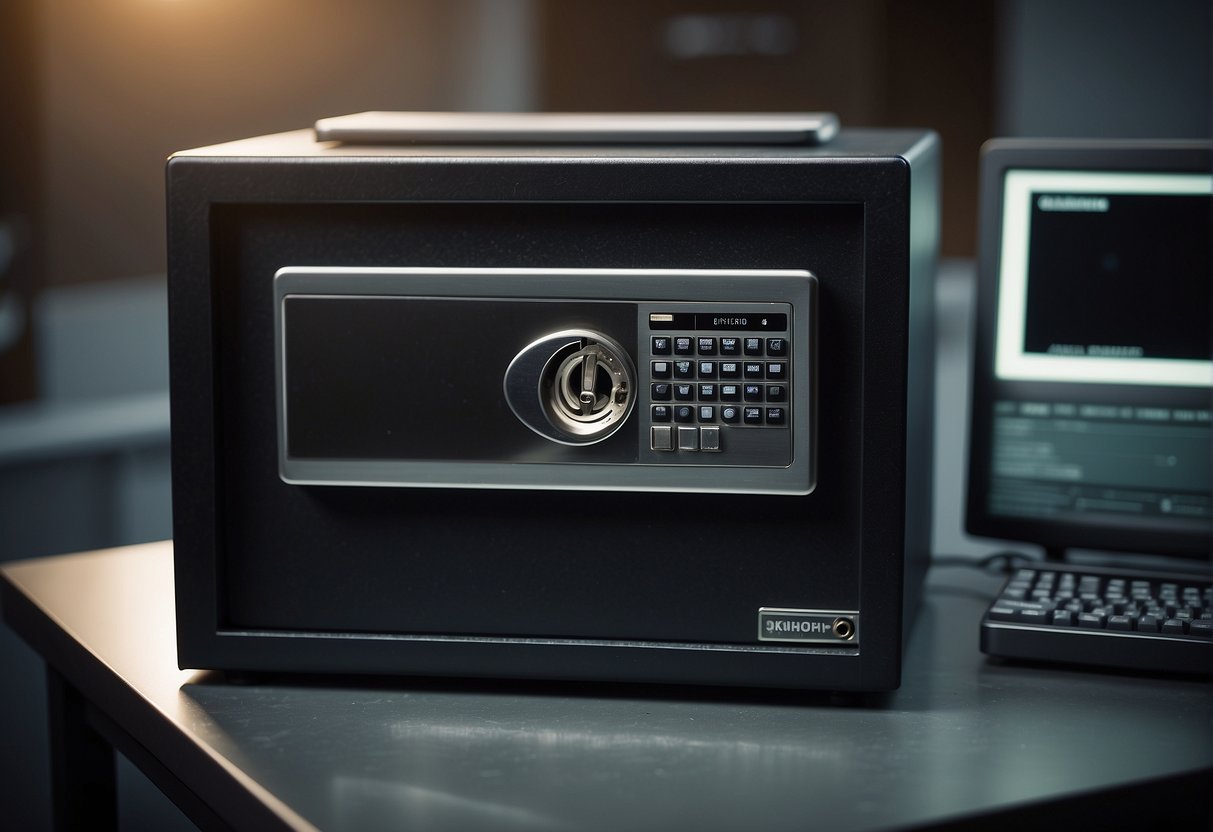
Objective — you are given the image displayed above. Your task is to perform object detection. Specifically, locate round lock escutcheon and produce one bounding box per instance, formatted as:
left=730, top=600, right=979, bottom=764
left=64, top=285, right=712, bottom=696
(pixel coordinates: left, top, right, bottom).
left=504, top=329, right=636, bottom=446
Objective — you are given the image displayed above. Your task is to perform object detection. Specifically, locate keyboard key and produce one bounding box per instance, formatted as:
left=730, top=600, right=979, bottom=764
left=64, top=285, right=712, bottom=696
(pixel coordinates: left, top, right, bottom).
left=1051, top=610, right=1073, bottom=626
left=1077, top=612, right=1106, bottom=629
left=1107, top=615, right=1133, bottom=631
left=1162, top=619, right=1187, bottom=635
left=1137, top=614, right=1160, bottom=633
left=697, top=361, right=717, bottom=379
left=1189, top=619, right=1213, bottom=638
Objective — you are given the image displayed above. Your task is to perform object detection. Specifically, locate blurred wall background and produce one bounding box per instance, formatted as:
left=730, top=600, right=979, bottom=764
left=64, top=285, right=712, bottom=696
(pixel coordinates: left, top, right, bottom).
left=0, top=0, right=1208, bottom=829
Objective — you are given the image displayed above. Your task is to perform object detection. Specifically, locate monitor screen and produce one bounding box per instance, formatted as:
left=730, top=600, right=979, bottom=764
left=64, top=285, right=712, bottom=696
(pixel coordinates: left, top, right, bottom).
left=967, top=141, right=1212, bottom=559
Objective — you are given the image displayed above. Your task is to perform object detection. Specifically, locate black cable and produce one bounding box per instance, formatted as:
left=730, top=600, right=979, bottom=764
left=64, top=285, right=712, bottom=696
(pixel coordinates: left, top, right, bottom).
left=931, top=550, right=1039, bottom=575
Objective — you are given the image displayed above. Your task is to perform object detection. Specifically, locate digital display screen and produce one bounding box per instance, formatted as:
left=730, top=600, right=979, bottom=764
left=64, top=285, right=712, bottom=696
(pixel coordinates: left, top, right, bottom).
left=648, top=312, right=788, bottom=331
left=994, top=170, right=1212, bottom=387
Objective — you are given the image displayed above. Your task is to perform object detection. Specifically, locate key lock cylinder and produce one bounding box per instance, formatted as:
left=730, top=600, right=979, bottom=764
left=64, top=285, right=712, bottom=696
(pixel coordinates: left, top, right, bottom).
left=504, top=330, right=637, bottom=445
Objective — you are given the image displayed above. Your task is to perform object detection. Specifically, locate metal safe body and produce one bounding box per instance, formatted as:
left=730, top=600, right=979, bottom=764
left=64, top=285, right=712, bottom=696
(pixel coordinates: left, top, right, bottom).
left=168, top=127, right=939, bottom=691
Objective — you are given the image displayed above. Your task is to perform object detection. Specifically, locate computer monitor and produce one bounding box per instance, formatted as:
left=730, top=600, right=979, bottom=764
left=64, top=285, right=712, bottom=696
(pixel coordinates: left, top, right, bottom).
left=966, top=139, right=1212, bottom=561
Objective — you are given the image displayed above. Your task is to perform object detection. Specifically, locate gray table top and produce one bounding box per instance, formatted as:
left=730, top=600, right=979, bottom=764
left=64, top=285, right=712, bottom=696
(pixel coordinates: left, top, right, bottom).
left=2, top=541, right=1209, bottom=831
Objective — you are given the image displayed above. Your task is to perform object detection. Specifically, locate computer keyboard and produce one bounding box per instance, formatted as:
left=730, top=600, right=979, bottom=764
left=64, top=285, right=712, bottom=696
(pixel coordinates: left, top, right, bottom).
left=980, top=564, right=1212, bottom=675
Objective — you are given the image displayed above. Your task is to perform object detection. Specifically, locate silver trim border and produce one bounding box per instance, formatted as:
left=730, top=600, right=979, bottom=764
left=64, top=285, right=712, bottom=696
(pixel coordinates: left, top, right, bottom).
left=275, top=267, right=816, bottom=495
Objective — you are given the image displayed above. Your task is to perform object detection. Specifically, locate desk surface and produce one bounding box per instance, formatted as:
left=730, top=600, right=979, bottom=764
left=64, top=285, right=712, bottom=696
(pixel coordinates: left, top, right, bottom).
left=2, top=541, right=1209, bottom=831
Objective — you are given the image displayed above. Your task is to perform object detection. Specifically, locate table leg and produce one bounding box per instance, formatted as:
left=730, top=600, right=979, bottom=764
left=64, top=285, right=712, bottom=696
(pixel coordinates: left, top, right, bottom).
left=46, top=665, right=117, bottom=832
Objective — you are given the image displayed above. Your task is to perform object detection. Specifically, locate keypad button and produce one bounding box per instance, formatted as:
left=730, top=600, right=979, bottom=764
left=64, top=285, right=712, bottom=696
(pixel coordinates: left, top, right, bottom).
left=743, top=406, right=763, bottom=425
left=744, top=337, right=763, bottom=356
left=674, top=337, right=694, bottom=355
left=652, top=336, right=671, bottom=355
left=743, top=362, right=764, bottom=379
left=651, top=382, right=672, bottom=401
left=651, top=425, right=673, bottom=451
left=698, top=406, right=715, bottom=423
left=721, top=405, right=741, bottom=424
left=677, top=426, right=699, bottom=451
left=673, top=405, right=695, bottom=423
left=766, top=384, right=787, bottom=402
left=720, top=337, right=741, bottom=355
left=674, top=383, right=695, bottom=401
left=700, top=426, right=721, bottom=451
left=766, top=337, right=788, bottom=357
left=766, top=407, right=787, bottom=425
left=651, top=361, right=672, bottom=379
left=766, top=362, right=787, bottom=381
left=719, top=361, right=741, bottom=379
left=651, top=405, right=671, bottom=422
left=697, top=337, right=717, bottom=355
left=720, top=384, right=741, bottom=402
left=697, top=361, right=717, bottom=379
left=743, top=384, right=763, bottom=402
left=698, top=383, right=717, bottom=401
left=673, top=360, right=695, bottom=380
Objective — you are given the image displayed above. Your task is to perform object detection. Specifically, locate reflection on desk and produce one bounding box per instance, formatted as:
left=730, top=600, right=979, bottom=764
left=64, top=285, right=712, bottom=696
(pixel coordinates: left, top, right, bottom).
left=1, top=541, right=1209, bottom=831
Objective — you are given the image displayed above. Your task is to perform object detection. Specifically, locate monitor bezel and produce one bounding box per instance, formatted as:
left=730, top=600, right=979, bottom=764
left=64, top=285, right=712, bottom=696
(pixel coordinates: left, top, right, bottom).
left=965, top=138, right=1212, bottom=559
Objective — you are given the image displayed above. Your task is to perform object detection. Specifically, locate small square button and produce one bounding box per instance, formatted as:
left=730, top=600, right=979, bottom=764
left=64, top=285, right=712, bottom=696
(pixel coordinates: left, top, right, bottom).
left=698, top=383, right=717, bottom=400
left=673, top=405, right=695, bottom=423
left=651, top=382, right=672, bottom=401
left=720, top=384, right=741, bottom=402
left=720, top=405, right=741, bottom=424
left=700, top=426, right=721, bottom=451
left=652, top=336, right=672, bottom=355
left=766, top=384, right=787, bottom=402
left=766, top=337, right=788, bottom=357
left=743, top=362, right=764, bottom=379
left=674, top=383, right=695, bottom=401
left=697, top=361, right=717, bottom=379
left=674, top=337, right=694, bottom=355
left=766, top=407, right=787, bottom=425
left=766, top=362, right=786, bottom=380
left=678, top=426, right=699, bottom=451
left=651, top=405, right=671, bottom=422
left=673, top=360, right=695, bottom=379
left=651, top=425, right=673, bottom=451
left=720, top=337, right=741, bottom=355
left=698, top=405, right=715, bottom=423
left=744, top=337, right=763, bottom=356
left=697, top=337, right=717, bottom=355
left=651, top=361, right=672, bottom=379
left=743, top=383, right=763, bottom=402
left=719, top=361, right=741, bottom=379
left=743, top=406, right=763, bottom=425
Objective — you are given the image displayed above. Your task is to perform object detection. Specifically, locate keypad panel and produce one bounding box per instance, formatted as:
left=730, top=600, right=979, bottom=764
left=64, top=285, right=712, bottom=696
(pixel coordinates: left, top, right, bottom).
left=643, top=308, right=793, bottom=461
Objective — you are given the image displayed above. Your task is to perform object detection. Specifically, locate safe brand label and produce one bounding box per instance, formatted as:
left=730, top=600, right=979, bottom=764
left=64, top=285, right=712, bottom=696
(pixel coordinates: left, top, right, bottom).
left=757, top=608, right=859, bottom=644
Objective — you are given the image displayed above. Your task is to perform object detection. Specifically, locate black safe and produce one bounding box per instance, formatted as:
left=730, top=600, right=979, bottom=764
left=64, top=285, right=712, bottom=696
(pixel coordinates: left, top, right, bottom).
left=168, top=118, right=939, bottom=691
